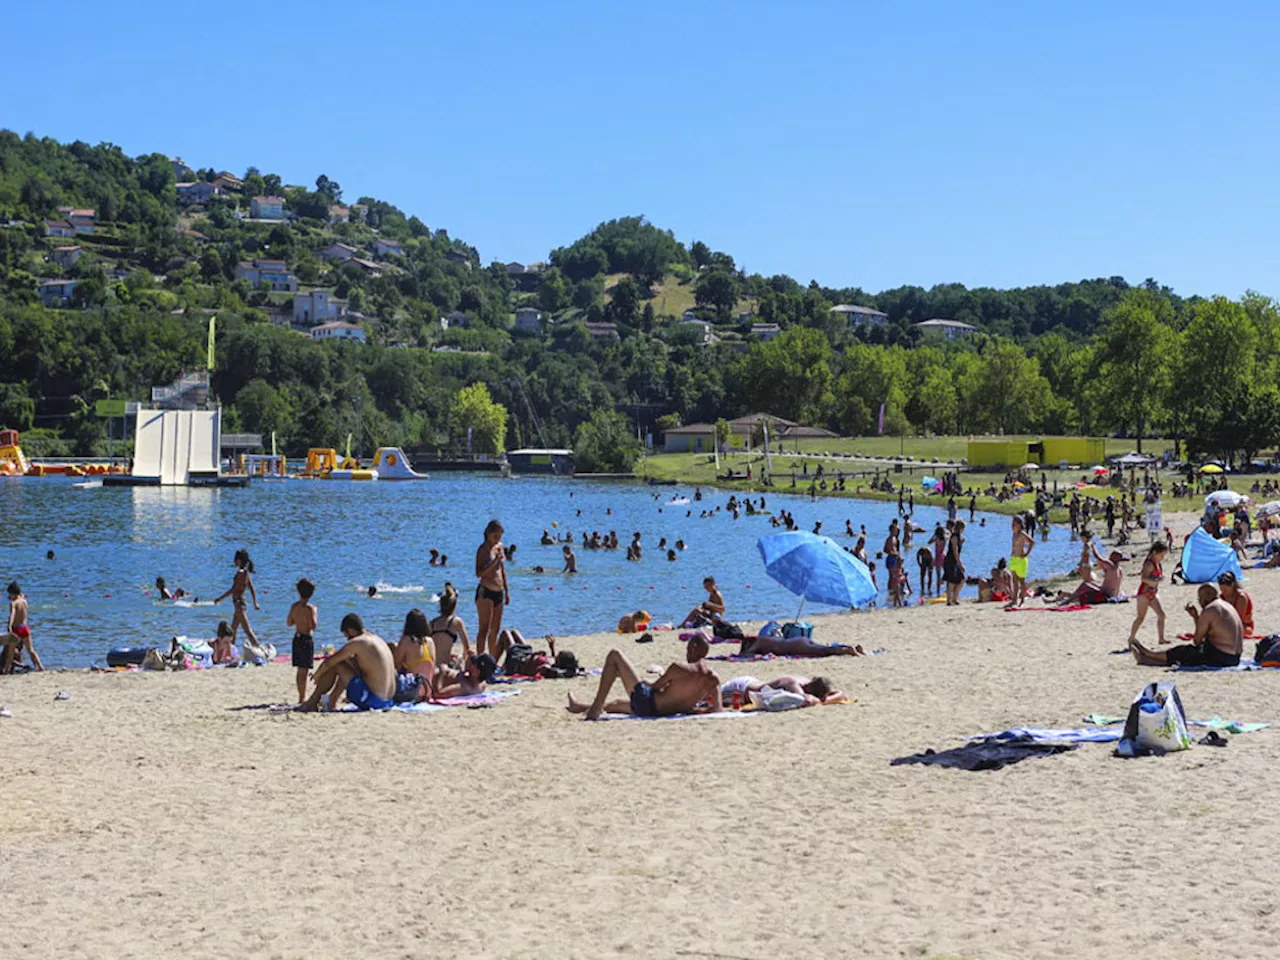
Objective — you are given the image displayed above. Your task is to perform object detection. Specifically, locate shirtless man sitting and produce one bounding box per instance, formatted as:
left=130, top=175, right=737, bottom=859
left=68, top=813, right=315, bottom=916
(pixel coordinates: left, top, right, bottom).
left=739, top=634, right=866, bottom=658
left=566, top=648, right=721, bottom=720
left=1131, top=583, right=1243, bottom=668
left=681, top=577, right=725, bottom=627
left=300, top=613, right=396, bottom=711
left=719, top=673, right=845, bottom=707
left=1059, top=544, right=1125, bottom=605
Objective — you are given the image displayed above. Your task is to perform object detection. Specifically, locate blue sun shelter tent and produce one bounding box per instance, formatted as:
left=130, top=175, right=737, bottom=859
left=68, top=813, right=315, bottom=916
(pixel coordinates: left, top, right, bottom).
left=1180, top=527, right=1243, bottom=583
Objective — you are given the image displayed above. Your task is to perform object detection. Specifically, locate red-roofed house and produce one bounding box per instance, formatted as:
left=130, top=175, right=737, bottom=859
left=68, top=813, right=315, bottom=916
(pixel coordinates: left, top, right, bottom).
left=328, top=205, right=350, bottom=224
left=43, top=220, right=75, bottom=237
left=211, top=171, right=244, bottom=192
left=66, top=209, right=96, bottom=234
left=49, top=245, right=85, bottom=268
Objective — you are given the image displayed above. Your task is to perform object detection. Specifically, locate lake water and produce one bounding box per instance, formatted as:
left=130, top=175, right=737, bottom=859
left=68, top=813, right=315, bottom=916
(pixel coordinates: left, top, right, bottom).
left=0, top=475, right=1086, bottom=668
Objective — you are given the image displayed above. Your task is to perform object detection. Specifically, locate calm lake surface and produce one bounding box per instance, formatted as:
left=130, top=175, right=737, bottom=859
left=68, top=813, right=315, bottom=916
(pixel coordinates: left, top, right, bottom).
left=0, top=475, right=1087, bottom=668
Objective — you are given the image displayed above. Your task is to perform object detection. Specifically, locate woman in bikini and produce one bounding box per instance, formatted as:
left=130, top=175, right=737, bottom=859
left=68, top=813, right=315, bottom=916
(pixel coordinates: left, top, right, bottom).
left=475, top=520, right=508, bottom=658
left=929, top=524, right=947, bottom=598
left=1127, top=542, right=1169, bottom=647
left=214, top=549, right=260, bottom=646
left=394, top=608, right=436, bottom=701
left=428, top=583, right=471, bottom=665
left=943, top=520, right=966, bottom=606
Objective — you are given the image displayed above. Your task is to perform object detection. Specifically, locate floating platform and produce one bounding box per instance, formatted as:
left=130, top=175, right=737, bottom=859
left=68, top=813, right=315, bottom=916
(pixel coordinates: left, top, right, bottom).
left=102, top=474, right=249, bottom=488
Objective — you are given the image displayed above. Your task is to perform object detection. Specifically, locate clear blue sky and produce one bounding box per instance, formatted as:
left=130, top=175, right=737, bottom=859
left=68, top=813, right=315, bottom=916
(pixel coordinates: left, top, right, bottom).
left=4, top=1, right=1277, bottom=297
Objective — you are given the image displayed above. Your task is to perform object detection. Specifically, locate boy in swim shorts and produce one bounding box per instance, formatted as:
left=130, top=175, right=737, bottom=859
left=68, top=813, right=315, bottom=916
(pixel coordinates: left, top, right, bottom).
left=286, top=578, right=318, bottom=703
left=1008, top=516, right=1034, bottom=608
left=3, top=582, right=44, bottom=673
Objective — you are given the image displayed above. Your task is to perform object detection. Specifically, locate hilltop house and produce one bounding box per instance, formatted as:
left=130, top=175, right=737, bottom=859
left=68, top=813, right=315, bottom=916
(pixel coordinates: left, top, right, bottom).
left=831, top=303, right=889, bottom=328
left=176, top=181, right=222, bottom=204
left=310, top=320, right=366, bottom=343
left=250, top=195, right=285, bottom=219
left=48, top=245, right=84, bottom=268
left=373, top=238, right=405, bottom=259
left=916, top=318, right=977, bottom=340
left=56, top=208, right=96, bottom=233
left=514, top=306, right=543, bottom=335
left=328, top=205, right=350, bottom=224
left=211, top=171, right=244, bottom=192
left=682, top=316, right=717, bottom=345
left=43, top=220, right=76, bottom=237
left=293, top=289, right=348, bottom=326
left=235, top=258, right=297, bottom=292
left=320, top=242, right=359, bottom=262
left=38, top=278, right=79, bottom=307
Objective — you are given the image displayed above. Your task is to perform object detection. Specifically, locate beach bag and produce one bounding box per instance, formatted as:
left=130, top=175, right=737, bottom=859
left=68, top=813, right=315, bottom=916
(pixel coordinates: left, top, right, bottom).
left=759, top=620, right=783, bottom=639
left=504, top=642, right=536, bottom=676
left=782, top=621, right=813, bottom=640
left=1254, top=634, right=1280, bottom=667
left=712, top=621, right=745, bottom=641
left=241, top=639, right=276, bottom=665
left=1119, top=681, right=1191, bottom=755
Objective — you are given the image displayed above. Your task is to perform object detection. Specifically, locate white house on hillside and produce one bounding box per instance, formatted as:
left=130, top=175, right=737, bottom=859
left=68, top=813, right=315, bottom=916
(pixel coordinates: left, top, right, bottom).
left=328, top=205, right=350, bottom=224
left=320, top=242, right=359, bottom=262
left=250, top=196, right=285, bottom=219
left=176, top=181, right=223, bottom=203
left=310, top=320, right=366, bottom=343
left=831, top=303, right=889, bottom=328
left=514, top=306, right=543, bottom=335
left=916, top=318, right=977, bottom=340
left=374, top=238, right=405, bottom=258
left=293, top=289, right=348, bottom=326
left=235, top=258, right=297, bottom=292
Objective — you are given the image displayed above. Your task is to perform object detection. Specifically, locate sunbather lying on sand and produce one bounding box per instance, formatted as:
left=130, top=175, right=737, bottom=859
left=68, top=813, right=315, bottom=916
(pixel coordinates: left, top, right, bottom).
left=738, top=635, right=866, bottom=657
left=434, top=653, right=498, bottom=699
left=566, top=648, right=721, bottom=720
left=719, top=673, right=845, bottom=706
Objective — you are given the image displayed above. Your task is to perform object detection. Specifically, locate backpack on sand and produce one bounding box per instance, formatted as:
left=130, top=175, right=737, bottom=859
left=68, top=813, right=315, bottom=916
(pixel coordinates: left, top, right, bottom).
left=1118, top=681, right=1191, bottom=756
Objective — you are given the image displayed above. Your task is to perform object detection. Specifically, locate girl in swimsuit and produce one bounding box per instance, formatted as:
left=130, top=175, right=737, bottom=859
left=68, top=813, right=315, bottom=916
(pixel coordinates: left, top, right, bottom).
left=215, top=549, right=260, bottom=646
left=394, top=608, right=436, bottom=699
left=428, top=583, right=471, bottom=665
left=943, top=521, right=966, bottom=606
left=474, top=520, right=508, bottom=658
left=1127, top=542, right=1168, bottom=647
left=930, top=525, right=947, bottom=598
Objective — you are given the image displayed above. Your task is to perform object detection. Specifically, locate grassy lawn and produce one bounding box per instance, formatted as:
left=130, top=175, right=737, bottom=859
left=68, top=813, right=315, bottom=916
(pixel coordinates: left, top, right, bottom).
left=636, top=436, right=1256, bottom=520
left=604, top=272, right=756, bottom=320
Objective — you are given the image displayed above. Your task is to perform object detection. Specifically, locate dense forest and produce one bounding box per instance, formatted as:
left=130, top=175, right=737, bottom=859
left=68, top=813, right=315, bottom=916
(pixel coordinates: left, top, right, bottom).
left=1, top=130, right=1277, bottom=469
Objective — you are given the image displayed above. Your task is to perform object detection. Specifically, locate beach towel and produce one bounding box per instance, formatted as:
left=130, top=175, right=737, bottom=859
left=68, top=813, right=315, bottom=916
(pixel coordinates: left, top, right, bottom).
left=1085, top=713, right=1269, bottom=733
left=434, top=689, right=522, bottom=707
left=1181, top=527, right=1244, bottom=583
left=1004, top=604, right=1093, bottom=613
left=706, top=648, right=886, bottom=662
left=598, top=709, right=758, bottom=721
left=1171, top=658, right=1261, bottom=672
left=892, top=737, right=1080, bottom=771
left=968, top=726, right=1124, bottom=744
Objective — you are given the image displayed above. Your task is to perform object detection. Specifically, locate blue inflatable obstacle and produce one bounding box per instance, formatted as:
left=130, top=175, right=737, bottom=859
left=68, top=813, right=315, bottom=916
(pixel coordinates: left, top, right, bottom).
left=1180, top=527, right=1244, bottom=584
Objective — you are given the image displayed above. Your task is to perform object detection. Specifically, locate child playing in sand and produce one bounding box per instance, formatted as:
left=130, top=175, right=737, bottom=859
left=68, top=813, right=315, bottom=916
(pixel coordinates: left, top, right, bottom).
left=286, top=578, right=318, bottom=702
left=2, top=582, right=44, bottom=673
left=215, top=549, right=260, bottom=646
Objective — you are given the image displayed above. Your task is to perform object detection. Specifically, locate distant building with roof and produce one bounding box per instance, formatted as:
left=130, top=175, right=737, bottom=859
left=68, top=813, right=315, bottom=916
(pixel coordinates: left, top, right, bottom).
left=250, top=196, right=285, bottom=219
left=916, top=318, right=977, bottom=340
left=831, top=303, right=888, bottom=328
left=310, top=320, right=366, bottom=343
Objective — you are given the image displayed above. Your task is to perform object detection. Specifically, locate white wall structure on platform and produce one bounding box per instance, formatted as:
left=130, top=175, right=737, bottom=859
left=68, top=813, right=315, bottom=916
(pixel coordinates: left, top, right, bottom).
left=133, top=409, right=221, bottom=485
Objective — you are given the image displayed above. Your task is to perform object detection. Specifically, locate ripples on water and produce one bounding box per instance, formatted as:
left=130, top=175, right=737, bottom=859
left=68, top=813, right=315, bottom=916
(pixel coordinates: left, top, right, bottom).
left=0, top=476, right=1086, bottom=667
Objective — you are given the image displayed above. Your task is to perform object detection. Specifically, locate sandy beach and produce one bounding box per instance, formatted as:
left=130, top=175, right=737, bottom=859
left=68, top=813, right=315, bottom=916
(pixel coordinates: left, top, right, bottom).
left=5, top=510, right=1280, bottom=960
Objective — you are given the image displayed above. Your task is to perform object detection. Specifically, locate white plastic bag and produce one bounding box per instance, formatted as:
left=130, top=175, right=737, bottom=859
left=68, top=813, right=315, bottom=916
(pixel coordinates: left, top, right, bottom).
left=1118, top=681, right=1191, bottom=756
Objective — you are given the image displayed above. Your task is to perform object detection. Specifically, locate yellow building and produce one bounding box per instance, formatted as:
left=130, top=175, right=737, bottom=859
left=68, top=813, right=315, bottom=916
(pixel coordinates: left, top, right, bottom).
left=967, top=437, right=1105, bottom=469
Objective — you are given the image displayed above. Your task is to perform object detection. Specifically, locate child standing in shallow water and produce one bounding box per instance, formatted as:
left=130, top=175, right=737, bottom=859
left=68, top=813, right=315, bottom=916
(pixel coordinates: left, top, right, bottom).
left=3, top=581, right=44, bottom=673
left=215, top=549, right=260, bottom=646
left=286, top=578, right=318, bottom=702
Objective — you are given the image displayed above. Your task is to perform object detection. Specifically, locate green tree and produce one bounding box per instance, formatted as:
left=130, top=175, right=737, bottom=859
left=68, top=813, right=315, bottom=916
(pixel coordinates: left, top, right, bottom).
left=234, top=379, right=296, bottom=442
left=736, top=327, right=834, bottom=426
left=537, top=266, right=569, bottom=313
left=1089, top=290, right=1176, bottom=451
left=573, top=408, right=641, bottom=472
left=714, top=417, right=732, bottom=451
left=1176, top=297, right=1260, bottom=462
left=315, top=174, right=342, bottom=202
left=452, top=381, right=508, bottom=454
left=695, top=269, right=738, bottom=321
left=608, top=275, right=642, bottom=325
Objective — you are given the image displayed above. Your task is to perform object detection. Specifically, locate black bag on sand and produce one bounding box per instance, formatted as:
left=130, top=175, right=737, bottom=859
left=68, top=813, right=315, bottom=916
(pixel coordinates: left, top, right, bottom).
left=712, top=621, right=745, bottom=641
left=504, top=642, right=536, bottom=675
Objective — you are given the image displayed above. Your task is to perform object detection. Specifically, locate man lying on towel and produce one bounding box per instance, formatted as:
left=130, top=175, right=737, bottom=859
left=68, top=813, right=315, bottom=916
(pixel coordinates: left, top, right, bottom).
left=1130, top=584, right=1242, bottom=668
left=566, top=648, right=721, bottom=720
left=738, top=635, right=866, bottom=657
left=300, top=614, right=396, bottom=711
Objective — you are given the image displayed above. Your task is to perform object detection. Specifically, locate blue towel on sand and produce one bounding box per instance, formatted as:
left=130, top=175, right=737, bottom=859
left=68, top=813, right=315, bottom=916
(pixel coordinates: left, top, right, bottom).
left=969, top=727, right=1124, bottom=744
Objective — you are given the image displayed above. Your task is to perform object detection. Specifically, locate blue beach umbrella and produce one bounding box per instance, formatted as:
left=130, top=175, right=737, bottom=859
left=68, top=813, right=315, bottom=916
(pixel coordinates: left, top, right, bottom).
left=757, top=531, right=878, bottom=620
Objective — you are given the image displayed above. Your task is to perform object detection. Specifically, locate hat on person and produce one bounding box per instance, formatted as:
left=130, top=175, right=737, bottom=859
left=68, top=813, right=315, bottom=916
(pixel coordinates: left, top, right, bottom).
left=470, top=653, right=498, bottom=682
